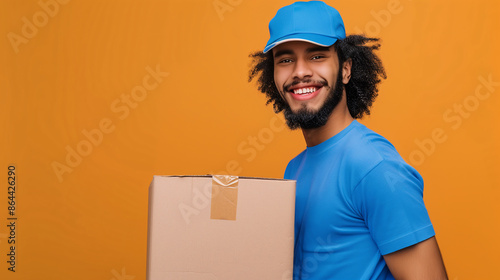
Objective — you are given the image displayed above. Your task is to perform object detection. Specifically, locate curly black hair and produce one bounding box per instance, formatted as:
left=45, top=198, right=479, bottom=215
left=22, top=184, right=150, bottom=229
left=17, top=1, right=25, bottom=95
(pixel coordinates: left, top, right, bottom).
left=248, top=35, right=387, bottom=119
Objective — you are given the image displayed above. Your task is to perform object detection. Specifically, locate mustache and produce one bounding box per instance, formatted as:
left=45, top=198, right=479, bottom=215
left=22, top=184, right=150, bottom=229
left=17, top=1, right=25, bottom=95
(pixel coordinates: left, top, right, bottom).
left=283, top=79, right=328, bottom=92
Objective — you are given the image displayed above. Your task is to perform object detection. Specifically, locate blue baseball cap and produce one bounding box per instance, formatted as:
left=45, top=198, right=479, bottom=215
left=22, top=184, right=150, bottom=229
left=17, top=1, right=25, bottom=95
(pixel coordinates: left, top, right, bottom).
left=264, top=1, right=346, bottom=53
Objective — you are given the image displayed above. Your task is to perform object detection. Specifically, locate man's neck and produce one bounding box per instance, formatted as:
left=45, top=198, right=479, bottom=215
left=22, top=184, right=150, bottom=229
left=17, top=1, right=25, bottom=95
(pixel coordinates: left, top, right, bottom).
left=301, top=96, right=354, bottom=147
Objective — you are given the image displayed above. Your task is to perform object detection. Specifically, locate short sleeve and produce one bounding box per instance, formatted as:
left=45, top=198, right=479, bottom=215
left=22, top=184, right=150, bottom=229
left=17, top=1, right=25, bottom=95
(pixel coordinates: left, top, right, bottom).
left=352, top=159, right=435, bottom=255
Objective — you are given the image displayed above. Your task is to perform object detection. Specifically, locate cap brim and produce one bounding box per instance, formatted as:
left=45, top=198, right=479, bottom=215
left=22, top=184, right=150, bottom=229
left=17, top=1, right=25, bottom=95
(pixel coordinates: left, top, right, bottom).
left=264, top=33, right=339, bottom=53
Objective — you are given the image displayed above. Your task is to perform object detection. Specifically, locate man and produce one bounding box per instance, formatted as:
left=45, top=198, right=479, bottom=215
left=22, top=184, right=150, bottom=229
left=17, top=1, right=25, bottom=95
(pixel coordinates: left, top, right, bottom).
left=249, top=1, right=448, bottom=279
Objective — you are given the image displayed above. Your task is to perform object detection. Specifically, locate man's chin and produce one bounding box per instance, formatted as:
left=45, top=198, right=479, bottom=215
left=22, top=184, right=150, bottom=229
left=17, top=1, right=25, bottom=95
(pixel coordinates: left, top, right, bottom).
left=283, top=108, right=329, bottom=130
left=289, top=107, right=319, bottom=116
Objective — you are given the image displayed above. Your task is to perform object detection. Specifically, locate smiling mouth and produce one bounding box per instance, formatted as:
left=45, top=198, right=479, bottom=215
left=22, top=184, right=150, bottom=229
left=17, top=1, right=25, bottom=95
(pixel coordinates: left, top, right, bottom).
left=291, top=86, right=320, bottom=95
left=285, top=84, right=323, bottom=101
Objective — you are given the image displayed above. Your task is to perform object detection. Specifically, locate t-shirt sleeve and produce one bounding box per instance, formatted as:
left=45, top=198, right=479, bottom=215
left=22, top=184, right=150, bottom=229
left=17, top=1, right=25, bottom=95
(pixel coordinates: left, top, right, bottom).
left=352, top=159, right=435, bottom=255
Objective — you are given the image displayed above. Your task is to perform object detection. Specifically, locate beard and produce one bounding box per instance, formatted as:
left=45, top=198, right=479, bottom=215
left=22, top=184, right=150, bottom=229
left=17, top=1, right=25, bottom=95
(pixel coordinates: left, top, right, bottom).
left=282, top=71, right=344, bottom=130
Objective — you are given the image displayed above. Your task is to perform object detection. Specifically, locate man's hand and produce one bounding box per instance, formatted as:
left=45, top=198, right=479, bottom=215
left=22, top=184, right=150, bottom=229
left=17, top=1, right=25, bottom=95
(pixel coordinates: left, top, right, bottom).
left=383, top=236, right=448, bottom=280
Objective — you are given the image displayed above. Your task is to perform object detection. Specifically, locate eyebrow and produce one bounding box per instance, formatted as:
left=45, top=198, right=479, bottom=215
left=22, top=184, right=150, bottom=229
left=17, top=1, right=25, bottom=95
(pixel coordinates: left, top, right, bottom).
left=306, top=46, right=331, bottom=53
left=274, top=49, right=294, bottom=58
left=274, top=46, right=331, bottom=59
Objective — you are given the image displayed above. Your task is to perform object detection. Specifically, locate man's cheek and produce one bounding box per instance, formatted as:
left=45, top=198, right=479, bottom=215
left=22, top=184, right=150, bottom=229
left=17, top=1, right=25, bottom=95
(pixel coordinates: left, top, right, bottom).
left=275, top=84, right=286, bottom=100
left=280, top=90, right=289, bottom=102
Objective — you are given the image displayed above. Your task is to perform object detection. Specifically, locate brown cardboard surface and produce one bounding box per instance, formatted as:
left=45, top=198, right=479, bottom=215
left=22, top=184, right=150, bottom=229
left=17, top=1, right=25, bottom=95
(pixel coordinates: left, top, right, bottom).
left=146, top=175, right=296, bottom=280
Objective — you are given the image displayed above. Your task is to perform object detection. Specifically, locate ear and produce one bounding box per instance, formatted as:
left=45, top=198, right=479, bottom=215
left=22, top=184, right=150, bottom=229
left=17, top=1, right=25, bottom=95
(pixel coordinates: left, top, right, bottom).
left=342, top=58, right=352, bottom=84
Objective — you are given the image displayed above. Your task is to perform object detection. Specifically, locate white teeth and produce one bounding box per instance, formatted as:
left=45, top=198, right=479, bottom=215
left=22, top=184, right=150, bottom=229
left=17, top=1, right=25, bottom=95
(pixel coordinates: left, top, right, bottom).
left=293, top=87, right=316, bottom=94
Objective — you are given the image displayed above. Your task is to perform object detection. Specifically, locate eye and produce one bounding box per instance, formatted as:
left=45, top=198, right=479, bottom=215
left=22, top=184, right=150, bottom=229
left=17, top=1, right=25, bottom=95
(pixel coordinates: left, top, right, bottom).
left=277, top=58, right=293, bottom=64
left=311, top=55, right=325, bottom=60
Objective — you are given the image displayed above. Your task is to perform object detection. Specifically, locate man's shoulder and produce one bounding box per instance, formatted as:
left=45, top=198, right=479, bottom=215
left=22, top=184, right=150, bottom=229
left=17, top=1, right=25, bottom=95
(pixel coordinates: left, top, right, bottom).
left=330, top=122, right=418, bottom=189
left=346, top=123, right=423, bottom=189
left=343, top=122, right=401, bottom=165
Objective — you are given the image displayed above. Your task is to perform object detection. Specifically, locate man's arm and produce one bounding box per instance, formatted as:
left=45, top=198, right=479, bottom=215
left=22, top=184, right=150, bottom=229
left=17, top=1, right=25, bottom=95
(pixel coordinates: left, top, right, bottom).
left=383, top=236, right=448, bottom=280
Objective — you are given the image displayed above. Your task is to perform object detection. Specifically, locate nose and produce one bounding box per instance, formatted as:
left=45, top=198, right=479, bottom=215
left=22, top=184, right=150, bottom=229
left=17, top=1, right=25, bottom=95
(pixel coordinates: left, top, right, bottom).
left=292, top=57, right=313, bottom=80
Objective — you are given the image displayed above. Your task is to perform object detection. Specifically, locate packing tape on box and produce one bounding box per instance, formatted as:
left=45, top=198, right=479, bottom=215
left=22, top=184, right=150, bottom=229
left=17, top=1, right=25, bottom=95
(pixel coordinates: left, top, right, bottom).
left=210, top=175, right=239, bottom=220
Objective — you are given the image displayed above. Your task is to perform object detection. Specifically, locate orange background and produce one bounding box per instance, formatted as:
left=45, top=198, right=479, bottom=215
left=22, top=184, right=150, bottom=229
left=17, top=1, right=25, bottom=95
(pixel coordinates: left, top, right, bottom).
left=1, top=0, right=499, bottom=279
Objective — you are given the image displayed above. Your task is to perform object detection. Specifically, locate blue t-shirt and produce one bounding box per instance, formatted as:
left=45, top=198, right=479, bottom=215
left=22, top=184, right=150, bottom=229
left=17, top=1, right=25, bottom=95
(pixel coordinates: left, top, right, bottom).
left=284, top=120, right=435, bottom=280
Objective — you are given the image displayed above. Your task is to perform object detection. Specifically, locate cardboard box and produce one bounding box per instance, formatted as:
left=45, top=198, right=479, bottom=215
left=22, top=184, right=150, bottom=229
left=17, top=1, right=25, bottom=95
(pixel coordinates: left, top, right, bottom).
left=146, top=175, right=296, bottom=280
